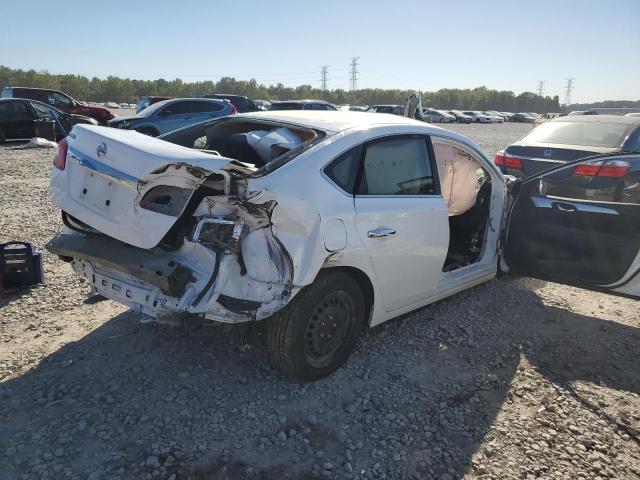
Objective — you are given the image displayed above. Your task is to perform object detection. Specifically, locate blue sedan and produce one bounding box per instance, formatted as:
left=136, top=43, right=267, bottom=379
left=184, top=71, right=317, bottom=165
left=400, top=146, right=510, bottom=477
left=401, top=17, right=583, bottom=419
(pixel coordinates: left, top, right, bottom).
left=108, top=98, right=235, bottom=136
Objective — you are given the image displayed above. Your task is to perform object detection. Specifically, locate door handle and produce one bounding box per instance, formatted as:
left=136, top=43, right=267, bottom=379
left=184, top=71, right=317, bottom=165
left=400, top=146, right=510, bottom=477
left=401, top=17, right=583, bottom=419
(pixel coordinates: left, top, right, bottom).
left=553, top=201, right=577, bottom=212
left=368, top=228, right=396, bottom=238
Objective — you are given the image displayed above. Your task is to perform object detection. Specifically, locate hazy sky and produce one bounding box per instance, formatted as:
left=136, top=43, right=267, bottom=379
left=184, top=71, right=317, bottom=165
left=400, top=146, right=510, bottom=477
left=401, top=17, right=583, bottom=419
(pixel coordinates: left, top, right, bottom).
left=2, top=0, right=638, bottom=102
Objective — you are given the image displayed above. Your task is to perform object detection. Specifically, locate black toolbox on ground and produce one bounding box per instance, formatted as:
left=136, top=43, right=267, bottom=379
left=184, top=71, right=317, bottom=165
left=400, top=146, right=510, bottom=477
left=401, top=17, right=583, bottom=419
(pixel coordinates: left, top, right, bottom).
left=0, top=242, right=45, bottom=291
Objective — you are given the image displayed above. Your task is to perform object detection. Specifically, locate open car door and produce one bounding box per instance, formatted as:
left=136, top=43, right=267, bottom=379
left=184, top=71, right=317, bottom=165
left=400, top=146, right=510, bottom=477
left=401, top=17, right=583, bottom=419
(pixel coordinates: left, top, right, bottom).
left=503, top=153, right=640, bottom=298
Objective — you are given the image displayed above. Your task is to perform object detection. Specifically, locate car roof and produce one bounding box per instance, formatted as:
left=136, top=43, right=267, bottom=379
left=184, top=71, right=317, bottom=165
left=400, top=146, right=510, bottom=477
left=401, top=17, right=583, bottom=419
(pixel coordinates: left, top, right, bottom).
left=271, top=99, right=332, bottom=105
left=159, top=97, right=228, bottom=105
left=234, top=110, right=458, bottom=134
left=4, top=86, right=58, bottom=92
left=550, top=114, right=640, bottom=125
left=208, top=93, right=247, bottom=99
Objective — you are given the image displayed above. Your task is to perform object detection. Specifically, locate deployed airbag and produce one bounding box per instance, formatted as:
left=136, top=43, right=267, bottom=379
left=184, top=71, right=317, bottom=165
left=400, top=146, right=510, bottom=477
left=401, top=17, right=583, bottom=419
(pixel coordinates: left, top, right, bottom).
left=246, top=128, right=303, bottom=164
left=433, top=143, right=482, bottom=216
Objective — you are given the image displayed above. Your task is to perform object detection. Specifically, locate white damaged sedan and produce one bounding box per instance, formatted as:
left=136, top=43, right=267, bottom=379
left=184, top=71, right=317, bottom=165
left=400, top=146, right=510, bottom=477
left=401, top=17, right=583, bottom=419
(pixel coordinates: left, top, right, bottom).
left=47, top=111, right=640, bottom=380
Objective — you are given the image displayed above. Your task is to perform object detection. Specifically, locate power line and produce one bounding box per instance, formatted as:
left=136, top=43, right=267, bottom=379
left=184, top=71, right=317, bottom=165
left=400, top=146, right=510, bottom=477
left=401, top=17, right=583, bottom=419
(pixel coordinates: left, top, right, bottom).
left=320, top=65, right=329, bottom=91
left=349, top=57, right=359, bottom=91
left=536, top=80, right=545, bottom=96
left=564, top=78, right=574, bottom=106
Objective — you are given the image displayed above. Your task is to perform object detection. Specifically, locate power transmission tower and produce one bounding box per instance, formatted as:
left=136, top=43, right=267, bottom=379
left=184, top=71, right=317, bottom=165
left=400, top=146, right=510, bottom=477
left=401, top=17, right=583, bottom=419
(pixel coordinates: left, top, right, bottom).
left=564, top=78, right=574, bottom=106
left=349, top=57, right=359, bottom=91
left=536, top=80, right=545, bottom=96
left=320, top=65, right=329, bottom=91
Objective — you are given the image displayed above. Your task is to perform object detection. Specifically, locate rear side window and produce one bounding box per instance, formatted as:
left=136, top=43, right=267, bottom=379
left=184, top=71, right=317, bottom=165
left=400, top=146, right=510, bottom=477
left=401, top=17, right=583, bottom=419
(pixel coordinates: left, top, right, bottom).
left=270, top=103, right=302, bottom=110
left=192, top=101, right=224, bottom=113
left=161, top=102, right=191, bottom=115
left=324, top=146, right=362, bottom=194
left=13, top=89, right=39, bottom=100
left=624, top=128, right=640, bottom=152
left=359, top=136, right=437, bottom=195
left=44, top=92, right=72, bottom=107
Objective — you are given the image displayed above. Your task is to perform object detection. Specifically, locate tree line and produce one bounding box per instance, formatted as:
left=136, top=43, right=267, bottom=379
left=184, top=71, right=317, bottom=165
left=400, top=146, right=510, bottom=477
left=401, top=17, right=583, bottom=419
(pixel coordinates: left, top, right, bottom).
left=1, top=65, right=562, bottom=113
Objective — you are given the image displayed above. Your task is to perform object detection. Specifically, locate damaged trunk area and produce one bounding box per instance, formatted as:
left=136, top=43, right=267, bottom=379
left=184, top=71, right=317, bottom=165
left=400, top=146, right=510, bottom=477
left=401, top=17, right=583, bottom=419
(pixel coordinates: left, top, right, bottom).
left=47, top=120, right=325, bottom=323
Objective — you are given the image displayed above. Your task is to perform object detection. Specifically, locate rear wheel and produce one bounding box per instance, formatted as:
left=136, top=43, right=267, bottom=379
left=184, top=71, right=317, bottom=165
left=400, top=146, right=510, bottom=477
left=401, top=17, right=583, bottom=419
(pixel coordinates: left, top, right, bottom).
left=475, top=118, right=481, bottom=123
left=267, top=271, right=365, bottom=381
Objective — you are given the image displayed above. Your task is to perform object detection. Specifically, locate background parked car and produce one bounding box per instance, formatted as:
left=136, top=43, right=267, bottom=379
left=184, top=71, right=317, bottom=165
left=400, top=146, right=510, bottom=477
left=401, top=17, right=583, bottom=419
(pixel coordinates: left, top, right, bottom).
left=204, top=94, right=260, bottom=113
left=448, top=110, right=473, bottom=123
left=136, top=96, right=173, bottom=113
left=495, top=114, right=640, bottom=177
left=462, top=111, right=492, bottom=123
left=0, top=98, right=97, bottom=142
left=1, top=86, right=115, bottom=124
left=482, top=111, right=505, bottom=123
left=253, top=99, right=271, bottom=111
left=269, top=100, right=337, bottom=111
left=108, top=98, right=235, bottom=137
left=422, top=108, right=456, bottom=123
left=509, top=113, right=537, bottom=123
left=365, top=104, right=405, bottom=115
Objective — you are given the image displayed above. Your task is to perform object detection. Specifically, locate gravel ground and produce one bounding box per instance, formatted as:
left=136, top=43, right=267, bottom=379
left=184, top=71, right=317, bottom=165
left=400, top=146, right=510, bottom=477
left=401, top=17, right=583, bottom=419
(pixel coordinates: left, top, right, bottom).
left=1, top=123, right=639, bottom=480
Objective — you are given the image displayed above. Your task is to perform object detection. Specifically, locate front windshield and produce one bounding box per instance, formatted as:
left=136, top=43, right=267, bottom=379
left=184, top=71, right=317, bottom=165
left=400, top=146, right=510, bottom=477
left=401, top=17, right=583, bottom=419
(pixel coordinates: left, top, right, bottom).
left=523, top=121, right=630, bottom=148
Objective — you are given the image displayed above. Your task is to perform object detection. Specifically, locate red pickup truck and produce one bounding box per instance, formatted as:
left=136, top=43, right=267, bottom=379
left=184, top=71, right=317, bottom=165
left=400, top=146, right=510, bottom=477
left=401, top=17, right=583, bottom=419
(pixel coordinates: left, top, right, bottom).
left=1, top=87, right=115, bottom=125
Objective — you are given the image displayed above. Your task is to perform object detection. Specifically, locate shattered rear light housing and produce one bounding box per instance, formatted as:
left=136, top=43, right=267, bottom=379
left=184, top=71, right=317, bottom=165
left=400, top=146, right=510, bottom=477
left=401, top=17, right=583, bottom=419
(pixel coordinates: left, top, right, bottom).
left=53, top=138, right=68, bottom=171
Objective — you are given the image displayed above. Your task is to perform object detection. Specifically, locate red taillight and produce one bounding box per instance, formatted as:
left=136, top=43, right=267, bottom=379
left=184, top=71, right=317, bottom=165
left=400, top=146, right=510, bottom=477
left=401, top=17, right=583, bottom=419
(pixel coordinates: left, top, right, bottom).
left=53, top=138, right=68, bottom=171
left=229, top=103, right=238, bottom=114
left=494, top=152, right=522, bottom=169
left=573, top=160, right=630, bottom=178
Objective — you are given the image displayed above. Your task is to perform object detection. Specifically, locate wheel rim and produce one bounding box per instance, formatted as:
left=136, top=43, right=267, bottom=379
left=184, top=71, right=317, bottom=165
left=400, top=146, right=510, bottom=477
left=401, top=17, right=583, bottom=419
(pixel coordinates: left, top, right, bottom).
left=304, top=290, right=355, bottom=368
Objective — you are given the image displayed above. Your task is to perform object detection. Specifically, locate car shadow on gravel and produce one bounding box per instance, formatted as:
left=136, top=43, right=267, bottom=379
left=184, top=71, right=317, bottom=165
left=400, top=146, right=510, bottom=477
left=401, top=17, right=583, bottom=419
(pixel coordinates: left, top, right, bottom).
left=0, top=278, right=638, bottom=479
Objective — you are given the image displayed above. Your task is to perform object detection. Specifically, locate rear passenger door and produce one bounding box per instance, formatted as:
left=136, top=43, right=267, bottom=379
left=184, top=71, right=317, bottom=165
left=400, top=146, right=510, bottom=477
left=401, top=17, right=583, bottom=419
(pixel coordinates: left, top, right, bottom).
left=353, top=135, right=449, bottom=311
left=7, top=100, right=36, bottom=138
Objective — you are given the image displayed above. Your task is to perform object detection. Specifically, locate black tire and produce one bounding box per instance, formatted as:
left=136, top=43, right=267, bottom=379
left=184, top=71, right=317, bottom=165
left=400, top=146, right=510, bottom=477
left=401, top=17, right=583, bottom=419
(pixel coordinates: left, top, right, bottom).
left=475, top=118, right=481, bottom=123
left=267, top=270, right=365, bottom=381
left=439, top=117, right=445, bottom=123
left=136, top=127, right=158, bottom=137
left=0, top=127, right=5, bottom=143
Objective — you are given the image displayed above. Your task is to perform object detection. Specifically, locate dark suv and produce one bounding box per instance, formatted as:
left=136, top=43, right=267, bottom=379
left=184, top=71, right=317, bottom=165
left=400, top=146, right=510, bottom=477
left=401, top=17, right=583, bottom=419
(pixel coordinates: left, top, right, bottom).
left=204, top=94, right=260, bottom=113
left=1, top=87, right=115, bottom=124
left=269, top=100, right=337, bottom=111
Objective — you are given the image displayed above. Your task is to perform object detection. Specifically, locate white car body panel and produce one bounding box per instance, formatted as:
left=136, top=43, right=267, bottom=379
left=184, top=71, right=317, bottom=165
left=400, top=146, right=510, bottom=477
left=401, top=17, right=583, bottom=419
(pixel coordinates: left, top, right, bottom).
left=52, top=125, right=233, bottom=249
left=354, top=196, right=449, bottom=311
